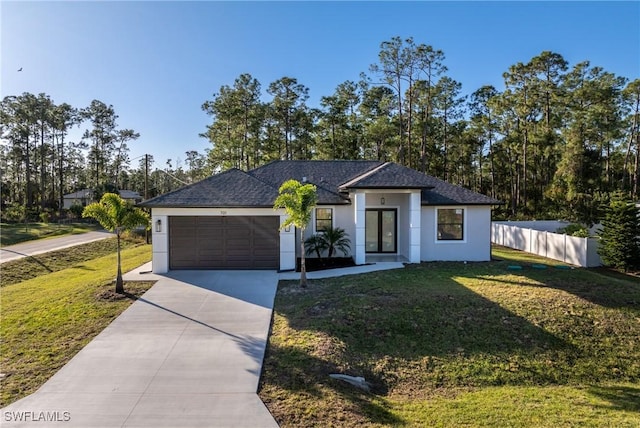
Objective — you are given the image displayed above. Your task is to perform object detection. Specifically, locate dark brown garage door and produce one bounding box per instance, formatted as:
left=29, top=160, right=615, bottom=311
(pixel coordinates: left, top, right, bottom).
left=169, top=216, right=279, bottom=269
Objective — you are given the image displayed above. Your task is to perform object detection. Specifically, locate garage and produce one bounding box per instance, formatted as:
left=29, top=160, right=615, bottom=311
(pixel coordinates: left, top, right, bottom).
left=169, top=216, right=279, bottom=269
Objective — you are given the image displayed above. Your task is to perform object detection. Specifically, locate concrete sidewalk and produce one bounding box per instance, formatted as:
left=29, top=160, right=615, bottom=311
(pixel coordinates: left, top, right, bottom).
left=278, top=261, right=405, bottom=280
left=1, top=270, right=280, bottom=427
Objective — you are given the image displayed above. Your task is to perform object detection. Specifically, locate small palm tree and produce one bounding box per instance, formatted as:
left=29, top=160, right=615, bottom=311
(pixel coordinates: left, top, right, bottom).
left=83, top=193, right=149, bottom=294
left=274, top=179, right=317, bottom=288
left=304, top=234, right=328, bottom=258
left=321, top=227, right=351, bottom=258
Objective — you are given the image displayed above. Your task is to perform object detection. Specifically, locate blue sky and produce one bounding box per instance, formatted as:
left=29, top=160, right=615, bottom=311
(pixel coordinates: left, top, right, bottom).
left=2, top=1, right=639, bottom=170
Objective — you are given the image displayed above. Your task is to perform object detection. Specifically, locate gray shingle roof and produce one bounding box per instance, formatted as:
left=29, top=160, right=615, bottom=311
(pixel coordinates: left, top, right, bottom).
left=140, top=160, right=501, bottom=208
left=250, top=160, right=383, bottom=189
left=339, top=162, right=437, bottom=190
left=420, top=175, right=501, bottom=205
left=139, top=168, right=279, bottom=207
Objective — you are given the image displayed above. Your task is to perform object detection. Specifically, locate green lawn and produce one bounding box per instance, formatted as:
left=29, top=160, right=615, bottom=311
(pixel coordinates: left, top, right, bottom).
left=259, top=246, right=640, bottom=427
left=0, top=244, right=153, bottom=407
left=0, top=222, right=101, bottom=246
left=1, top=237, right=144, bottom=287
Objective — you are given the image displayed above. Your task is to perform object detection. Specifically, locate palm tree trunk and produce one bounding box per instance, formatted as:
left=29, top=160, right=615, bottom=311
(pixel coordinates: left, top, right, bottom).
left=300, top=232, right=307, bottom=288
left=115, top=230, right=124, bottom=294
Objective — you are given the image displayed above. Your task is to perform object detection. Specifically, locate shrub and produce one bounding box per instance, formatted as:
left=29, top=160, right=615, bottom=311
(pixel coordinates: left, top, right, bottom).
left=557, top=223, right=589, bottom=237
left=39, top=212, right=51, bottom=224
left=68, top=204, right=84, bottom=218
left=304, top=234, right=328, bottom=258
left=2, top=203, right=25, bottom=223
left=304, top=227, right=351, bottom=258
left=597, top=195, right=640, bottom=271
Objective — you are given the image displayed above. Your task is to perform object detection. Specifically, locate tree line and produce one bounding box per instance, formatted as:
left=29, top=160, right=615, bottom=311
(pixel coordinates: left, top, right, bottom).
left=0, top=94, right=209, bottom=220
left=201, top=37, right=639, bottom=224
left=1, top=36, right=638, bottom=224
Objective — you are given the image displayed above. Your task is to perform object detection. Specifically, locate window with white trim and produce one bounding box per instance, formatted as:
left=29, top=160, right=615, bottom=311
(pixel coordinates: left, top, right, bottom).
left=437, top=208, right=464, bottom=241
left=315, top=208, right=333, bottom=232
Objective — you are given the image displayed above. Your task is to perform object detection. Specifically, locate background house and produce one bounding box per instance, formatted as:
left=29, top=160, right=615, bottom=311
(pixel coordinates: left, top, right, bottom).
left=63, top=189, right=142, bottom=210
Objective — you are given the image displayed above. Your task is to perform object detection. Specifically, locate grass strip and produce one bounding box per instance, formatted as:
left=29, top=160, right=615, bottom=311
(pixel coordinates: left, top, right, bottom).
left=1, top=237, right=143, bottom=287
left=0, top=222, right=100, bottom=246
left=0, top=245, right=152, bottom=406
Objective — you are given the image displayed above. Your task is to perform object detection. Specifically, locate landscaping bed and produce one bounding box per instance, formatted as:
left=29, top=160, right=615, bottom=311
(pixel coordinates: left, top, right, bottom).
left=296, top=256, right=356, bottom=272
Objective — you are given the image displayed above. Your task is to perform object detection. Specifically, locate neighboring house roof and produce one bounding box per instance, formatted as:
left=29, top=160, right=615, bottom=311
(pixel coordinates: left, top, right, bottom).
left=140, top=160, right=501, bottom=208
left=63, top=189, right=93, bottom=199
left=119, top=190, right=142, bottom=200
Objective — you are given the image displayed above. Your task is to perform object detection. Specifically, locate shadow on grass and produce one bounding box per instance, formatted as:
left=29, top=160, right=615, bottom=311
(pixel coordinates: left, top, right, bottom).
left=0, top=250, right=53, bottom=272
left=488, top=261, right=640, bottom=312
left=588, top=385, right=640, bottom=412
left=282, top=266, right=570, bottom=360
left=260, top=342, right=403, bottom=426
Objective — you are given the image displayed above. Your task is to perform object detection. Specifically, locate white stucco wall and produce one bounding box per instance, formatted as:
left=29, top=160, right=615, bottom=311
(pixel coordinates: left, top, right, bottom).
left=150, top=207, right=294, bottom=273
left=296, top=205, right=355, bottom=258
left=420, top=205, right=492, bottom=261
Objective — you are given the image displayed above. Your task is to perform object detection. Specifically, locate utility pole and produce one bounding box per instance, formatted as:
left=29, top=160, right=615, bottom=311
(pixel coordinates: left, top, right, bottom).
left=144, top=154, right=149, bottom=200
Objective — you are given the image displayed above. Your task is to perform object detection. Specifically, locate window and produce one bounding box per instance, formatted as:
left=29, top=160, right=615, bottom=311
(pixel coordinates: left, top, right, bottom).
left=315, top=208, right=333, bottom=232
left=437, top=208, right=464, bottom=241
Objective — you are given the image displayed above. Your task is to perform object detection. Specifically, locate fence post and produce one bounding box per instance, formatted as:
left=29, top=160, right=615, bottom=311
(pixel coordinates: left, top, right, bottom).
left=563, top=233, right=567, bottom=263
left=545, top=231, right=548, bottom=258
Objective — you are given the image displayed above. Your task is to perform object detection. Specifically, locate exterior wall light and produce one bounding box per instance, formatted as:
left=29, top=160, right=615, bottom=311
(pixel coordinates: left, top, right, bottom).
left=380, top=197, right=385, bottom=205
left=155, top=219, right=162, bottom=232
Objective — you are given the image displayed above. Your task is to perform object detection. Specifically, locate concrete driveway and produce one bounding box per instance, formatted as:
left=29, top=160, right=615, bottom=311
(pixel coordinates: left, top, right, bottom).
left=0, top=230, right=113, bottom=264
left=1, top=268, right=279, bottom=427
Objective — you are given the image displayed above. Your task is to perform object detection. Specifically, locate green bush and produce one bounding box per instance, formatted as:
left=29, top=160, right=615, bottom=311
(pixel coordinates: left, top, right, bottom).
left=2, top=203, right=26, bottom=223
left=39, top=212, right=51, bottom=224
left=68, top=204, right=84, bottom=218
left=597, top=195, right=640, bottom=271
left=557, top=223, right=589, bottom=237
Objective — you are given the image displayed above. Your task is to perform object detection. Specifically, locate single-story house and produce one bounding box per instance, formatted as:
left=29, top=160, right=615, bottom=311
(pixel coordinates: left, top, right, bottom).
left=118, top=190, right=143, bottom=204
left=140, top=160, right=500, bottom=273
left=63, top=189, right=143, bottom=209
left=63, top=189, right=94, bottom=209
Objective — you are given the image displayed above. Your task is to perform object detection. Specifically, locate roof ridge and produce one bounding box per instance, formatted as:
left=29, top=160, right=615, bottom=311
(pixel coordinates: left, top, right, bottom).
left=140, top=168, right=256, bottom=205
left=246, top=168, right=283, bottom=191
left=338, top=162, right=390, bottom=189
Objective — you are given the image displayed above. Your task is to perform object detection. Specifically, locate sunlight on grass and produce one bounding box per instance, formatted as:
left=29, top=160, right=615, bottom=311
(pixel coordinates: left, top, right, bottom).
left=394, top=384, right=640, bottom=428
left=0, top=245, right=152, bottom=406
left=259, top=247, right=640, bottom=427
left=0, top=222, right=100, bottom=246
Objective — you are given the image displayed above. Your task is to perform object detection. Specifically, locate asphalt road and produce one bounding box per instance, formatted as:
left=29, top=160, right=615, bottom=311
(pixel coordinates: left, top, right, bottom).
left=0, top=230, right=114, bottom=264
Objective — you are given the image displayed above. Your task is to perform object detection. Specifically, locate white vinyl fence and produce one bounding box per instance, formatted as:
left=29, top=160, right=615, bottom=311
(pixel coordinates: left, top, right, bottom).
left=492, top=221, right=602, bottom=267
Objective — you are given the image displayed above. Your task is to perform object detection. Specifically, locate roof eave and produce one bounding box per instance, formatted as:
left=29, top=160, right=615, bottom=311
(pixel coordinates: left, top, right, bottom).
left=138, top=203, right=278, bottom=209
left=340, top=185, right=435, bottom=191
left=420, top=201, right=504, bottom=206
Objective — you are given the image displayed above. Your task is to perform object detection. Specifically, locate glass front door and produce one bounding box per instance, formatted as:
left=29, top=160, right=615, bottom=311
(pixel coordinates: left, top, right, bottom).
left=365, top=209, right=397, bottom=253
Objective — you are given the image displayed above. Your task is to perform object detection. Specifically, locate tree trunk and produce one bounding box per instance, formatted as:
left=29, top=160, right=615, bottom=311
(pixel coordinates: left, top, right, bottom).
left=58, top=134, right=65, bottom=217
left=115, top=230, right=124, bottom=294
left=299, top=230, right=307, bottom=288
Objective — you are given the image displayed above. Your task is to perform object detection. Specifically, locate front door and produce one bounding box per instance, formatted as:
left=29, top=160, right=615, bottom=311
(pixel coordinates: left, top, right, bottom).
left=365, top=209, right=397, bottom=253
